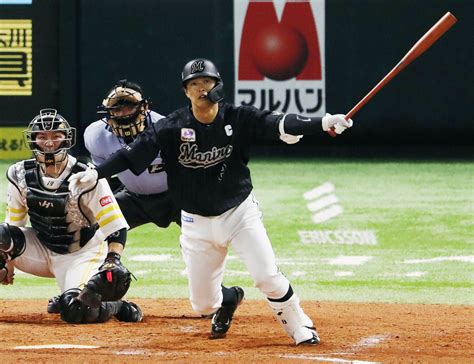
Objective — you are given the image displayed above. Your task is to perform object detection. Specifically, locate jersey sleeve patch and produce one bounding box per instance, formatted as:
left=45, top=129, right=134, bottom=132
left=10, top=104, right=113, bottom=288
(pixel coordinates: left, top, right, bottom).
left=99, top=195, right=113, bottom=207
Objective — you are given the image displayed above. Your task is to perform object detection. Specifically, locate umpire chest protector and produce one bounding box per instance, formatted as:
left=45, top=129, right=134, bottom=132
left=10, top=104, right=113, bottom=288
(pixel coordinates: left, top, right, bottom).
left=23, top=160, right=96, bottom=254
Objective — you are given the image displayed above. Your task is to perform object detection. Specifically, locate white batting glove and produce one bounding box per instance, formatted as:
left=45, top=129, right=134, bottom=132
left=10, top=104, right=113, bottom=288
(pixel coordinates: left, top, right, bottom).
left=322, top=113, right=353, bottom=134
left=68, top=167, right=98, bottom=192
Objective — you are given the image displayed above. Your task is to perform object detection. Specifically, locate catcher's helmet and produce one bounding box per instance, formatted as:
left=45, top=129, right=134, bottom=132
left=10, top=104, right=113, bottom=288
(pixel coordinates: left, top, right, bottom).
left=23, top=108, right=76, bottom=166
left=181, top=58, right=224, bottom=103
left=98, top=79, right=149, bottom=140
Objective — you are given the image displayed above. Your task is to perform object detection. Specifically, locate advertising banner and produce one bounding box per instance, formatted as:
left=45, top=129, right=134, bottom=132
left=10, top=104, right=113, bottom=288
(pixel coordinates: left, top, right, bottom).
left=0, top=19, right=32, bottom=96
left=234, top=0, right=325, bottom=116
left=0, top=126, right=30, bottom=159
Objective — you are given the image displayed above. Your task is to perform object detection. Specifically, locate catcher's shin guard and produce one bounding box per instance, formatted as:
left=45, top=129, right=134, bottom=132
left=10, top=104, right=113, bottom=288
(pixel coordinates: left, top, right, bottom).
left=59, top=288, right=129, bottom=324
left=268, top=293, right=320, bottom=345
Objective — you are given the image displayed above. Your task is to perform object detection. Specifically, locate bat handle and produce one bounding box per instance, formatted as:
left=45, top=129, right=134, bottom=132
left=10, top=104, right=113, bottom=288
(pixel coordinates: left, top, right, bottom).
left=327, top=128, right=337, bottom=137
left=326, top=114, right=351, bottom=137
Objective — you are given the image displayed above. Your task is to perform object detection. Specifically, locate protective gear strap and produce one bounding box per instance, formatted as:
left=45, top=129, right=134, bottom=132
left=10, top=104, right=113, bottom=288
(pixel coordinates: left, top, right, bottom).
left=267, top=284, right=293, bottom=303
left=106, top=228, right=127, bottom=247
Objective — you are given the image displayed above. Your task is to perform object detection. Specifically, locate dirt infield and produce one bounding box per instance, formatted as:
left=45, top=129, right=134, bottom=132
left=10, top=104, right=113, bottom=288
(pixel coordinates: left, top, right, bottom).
left=0, top=299, right=472, bottom=363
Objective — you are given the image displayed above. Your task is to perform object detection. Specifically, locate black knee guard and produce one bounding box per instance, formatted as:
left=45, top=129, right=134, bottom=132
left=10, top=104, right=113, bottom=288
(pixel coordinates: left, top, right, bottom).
left=0, top=223, right=26, bottom=260
left=59, top=288, right=100, bottom=324
left=0, top=223, right=26, bottom=281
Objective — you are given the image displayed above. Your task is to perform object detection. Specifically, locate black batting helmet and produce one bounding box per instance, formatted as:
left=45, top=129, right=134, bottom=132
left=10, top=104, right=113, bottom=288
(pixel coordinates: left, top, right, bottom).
left=181, top=59, right=224, bottom=103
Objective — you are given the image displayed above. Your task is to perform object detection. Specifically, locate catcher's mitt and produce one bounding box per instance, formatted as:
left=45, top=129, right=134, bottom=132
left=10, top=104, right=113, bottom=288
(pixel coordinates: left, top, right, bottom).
left=77, top=252, right=133, bottom=308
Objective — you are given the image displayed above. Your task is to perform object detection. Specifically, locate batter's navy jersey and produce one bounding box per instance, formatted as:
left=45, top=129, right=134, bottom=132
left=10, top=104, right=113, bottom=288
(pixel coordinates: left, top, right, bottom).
left=122, top=102, right=281, bottom=216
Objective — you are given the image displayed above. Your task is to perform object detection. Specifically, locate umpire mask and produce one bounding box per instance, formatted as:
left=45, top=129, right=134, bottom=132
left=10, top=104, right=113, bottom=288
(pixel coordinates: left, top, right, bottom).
left=98, top=80, right=149, bottom=140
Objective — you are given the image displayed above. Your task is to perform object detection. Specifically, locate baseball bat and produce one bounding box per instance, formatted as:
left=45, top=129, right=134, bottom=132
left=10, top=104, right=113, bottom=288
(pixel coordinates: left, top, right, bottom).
left=328, top=11, right=457, bottom=137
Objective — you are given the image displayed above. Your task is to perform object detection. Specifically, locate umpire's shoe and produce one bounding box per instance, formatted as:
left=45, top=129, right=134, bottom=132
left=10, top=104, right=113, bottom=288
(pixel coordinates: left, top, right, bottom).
left=210, top=286, right=245, bottom=339
left=47, top=295, right=61, bottom=314
left=115, top=301, right=143, bottom=322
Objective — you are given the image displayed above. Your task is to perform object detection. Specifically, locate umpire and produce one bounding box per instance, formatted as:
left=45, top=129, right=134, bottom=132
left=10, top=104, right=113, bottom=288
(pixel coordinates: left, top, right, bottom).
left=84, top=79, right=180, bottom=229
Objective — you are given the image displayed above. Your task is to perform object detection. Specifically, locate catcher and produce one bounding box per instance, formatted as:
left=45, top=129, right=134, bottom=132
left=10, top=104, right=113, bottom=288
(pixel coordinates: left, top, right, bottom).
left=0, top=108, right=141, bottom=324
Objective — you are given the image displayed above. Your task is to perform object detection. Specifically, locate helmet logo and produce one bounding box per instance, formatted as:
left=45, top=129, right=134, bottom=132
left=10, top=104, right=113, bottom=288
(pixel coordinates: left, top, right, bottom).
left=190, top=60, right=205, bottom=74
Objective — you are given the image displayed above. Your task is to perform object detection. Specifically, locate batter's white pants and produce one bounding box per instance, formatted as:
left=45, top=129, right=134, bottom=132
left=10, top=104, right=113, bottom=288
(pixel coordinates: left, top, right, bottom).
left=12, top=227, right=108, bottom=293
left=180, top=193, right=291, bottom=315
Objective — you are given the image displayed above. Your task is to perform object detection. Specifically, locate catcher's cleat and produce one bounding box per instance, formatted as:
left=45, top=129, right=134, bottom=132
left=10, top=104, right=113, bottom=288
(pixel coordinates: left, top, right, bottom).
left=210, top=286, right=244, bottom=339
left=47, top=295, right=61, bottom=314
left=115, top=301, right=143, bottom=322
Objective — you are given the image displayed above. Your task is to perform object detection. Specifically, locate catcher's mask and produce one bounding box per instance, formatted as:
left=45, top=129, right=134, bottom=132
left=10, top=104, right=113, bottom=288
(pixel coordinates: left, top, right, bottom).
left=98, top=79, right=149, bottom=140
left=181, top=58, right=224, bottom=103
left=23, top=108, right=76, bottom=168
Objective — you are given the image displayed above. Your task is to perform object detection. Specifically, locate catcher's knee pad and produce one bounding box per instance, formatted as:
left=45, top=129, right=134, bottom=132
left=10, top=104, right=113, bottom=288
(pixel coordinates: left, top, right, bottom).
left=0, top=223, right=26, bottom=259
left=59, top=288, right=100, bottom=324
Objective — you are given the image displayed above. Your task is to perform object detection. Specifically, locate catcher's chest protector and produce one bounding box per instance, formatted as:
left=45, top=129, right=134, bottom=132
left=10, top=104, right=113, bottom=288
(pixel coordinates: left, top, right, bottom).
left=23, top=161, right=93, bottom=254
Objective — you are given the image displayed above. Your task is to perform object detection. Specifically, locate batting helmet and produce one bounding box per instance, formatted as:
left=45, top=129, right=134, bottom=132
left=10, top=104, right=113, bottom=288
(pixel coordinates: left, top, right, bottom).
left=181, top=58, right=224, bottom=103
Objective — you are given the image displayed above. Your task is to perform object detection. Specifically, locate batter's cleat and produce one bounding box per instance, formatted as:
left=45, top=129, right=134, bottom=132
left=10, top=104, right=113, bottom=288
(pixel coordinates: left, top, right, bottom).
left=295, top=327, right=321, bottom=346
left=210, top=286, right=244, bottom=339
left=115, top=301, right=143, bottom=322
left=47, top=295, right=61, bottom=314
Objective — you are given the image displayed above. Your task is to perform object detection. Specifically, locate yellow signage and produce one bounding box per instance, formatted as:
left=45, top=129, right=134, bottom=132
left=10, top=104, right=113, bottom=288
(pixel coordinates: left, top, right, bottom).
left=0, top=19, right=32, bottom=96
left=0, top=127, right=32, bottom=159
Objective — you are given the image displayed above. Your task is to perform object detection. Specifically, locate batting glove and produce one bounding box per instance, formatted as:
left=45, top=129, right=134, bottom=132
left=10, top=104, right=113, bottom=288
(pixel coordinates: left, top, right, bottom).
left=68, top=166, right=98, bottom=192
left=322, top=113, right=353, bottom=134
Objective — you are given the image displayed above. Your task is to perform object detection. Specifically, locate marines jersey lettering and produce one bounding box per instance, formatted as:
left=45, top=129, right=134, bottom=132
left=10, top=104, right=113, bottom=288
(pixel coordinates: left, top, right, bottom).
left=178, top=142, right=233, bottom=168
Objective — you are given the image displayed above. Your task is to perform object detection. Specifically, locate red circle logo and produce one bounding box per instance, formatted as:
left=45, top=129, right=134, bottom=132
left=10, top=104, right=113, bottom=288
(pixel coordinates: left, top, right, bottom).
left=252, top=24, right=308, bottom=81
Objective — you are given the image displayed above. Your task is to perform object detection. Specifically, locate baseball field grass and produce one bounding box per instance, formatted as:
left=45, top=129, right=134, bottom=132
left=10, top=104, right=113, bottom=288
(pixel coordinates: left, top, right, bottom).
left=0, top=157, right=472, bottom=305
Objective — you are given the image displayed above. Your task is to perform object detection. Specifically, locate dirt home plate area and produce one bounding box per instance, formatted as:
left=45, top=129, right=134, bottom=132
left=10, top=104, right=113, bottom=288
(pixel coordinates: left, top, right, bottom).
left=0, top=299, right=472, bottom=363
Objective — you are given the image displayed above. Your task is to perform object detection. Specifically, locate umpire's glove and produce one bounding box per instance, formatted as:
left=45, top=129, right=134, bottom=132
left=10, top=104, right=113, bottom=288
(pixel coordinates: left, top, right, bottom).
left=77, top=252, right=133, bottom=308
